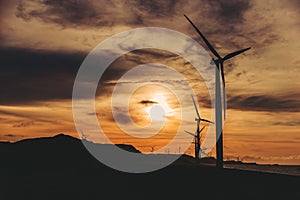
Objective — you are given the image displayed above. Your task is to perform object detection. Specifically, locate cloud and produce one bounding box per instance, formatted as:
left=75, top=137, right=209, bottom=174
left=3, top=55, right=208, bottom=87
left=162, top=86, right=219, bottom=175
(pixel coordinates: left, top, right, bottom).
left=16, top=0, right=99, bottom=27
left=0, top=106, right=68, bottom=128
left=86, top=112, right=99, bottom=116
left=0, top=47, right=84, bottom=105
left=0, top=109, right=29, bottom=119
left=14, top=0, right=182, bottom=28
left=139, top=100, right=158, bottom=106
left=3, top=134, right=24, bottom=138
left=272, top=121, right=300, bottom=127
left=227, top=94, right=300, bottom=112
left=13, top=0, right=252, bottom=31
left=206, top=0, right=251, bottom=24
left=0, top=46, right=196, bottom=105
left=12, top=120, right=34, bottom=128
left=1, top=133, right=25, bottom=141
left=16, top=0, right=30, bottom=21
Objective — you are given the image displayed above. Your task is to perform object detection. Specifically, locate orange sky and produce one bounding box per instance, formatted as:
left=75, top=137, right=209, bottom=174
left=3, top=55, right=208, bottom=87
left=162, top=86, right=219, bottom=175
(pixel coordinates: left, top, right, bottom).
left=0, top=0, right=299, bottom=165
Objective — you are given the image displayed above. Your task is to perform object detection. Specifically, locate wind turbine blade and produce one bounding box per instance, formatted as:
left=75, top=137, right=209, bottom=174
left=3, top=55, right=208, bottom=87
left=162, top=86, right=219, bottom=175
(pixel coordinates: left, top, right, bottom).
left=223, top=47, right=251, bottom=61
left=221, top=66, right=227, bottom=120
left=199, top=126, right=206, bottom=133
left=185, top=130, right=196, bottom=137
left=191, top=95, right=200, bottom=118
left=201, top=118, right=215, bottom=124
left=184, top=14, right=221, bottom=59
left=220, top=61, right=226, bottom=119
left=220, top=62, right=225, bottom=87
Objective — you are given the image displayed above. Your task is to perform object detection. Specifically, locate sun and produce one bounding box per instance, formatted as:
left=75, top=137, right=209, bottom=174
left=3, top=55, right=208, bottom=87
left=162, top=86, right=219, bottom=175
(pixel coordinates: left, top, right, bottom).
left=145, top=93, right=174, bottom=121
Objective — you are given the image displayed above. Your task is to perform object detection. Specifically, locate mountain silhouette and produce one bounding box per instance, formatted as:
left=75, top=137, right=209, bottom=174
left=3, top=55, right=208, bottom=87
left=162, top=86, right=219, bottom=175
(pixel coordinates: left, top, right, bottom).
left=1, top=133, right=299, bottom=199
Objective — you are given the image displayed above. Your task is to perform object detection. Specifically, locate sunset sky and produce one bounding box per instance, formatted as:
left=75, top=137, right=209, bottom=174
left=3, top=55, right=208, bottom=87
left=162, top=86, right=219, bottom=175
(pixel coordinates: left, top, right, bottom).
left=0, top=0, right=299, bottom=165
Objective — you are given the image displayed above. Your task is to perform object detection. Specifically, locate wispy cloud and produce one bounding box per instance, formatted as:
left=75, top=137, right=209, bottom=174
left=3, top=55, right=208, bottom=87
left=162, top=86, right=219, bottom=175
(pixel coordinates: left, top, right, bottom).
left=139, top=100, right=158, bottom=106
left=3, top=133, right=24, bottom=138
left=227, top=94, right=300, bottom=112
left=272, top=121, right=300, bottom=126
left=12, top=120, right=34, bottom=128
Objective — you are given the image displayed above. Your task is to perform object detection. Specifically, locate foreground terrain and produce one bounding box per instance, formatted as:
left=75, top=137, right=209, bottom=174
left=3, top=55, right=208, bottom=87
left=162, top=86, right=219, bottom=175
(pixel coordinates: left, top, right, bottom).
left=1, top=134, right=299, bottom=199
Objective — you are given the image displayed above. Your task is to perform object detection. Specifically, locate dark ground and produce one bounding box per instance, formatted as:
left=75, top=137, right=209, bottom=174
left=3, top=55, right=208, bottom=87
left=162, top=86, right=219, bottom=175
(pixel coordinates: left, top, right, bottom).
left=1, top=134, right=299, bottom=199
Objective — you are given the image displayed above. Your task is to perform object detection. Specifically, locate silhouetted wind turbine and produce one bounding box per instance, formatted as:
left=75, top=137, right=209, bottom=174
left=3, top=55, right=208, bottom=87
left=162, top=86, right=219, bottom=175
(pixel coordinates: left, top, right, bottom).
left=184, top=14, right=250, bottom=118
left=185, top=126, right=205, bottom=160
left=185, top=95, right=213, bottom=160
left=79, top=130, right=86, bottom=140
left=184, top=14, right=251, bottom=168
left=183, top=15, right=251, bottom=83
left=192, top=95, right=214, bottom=127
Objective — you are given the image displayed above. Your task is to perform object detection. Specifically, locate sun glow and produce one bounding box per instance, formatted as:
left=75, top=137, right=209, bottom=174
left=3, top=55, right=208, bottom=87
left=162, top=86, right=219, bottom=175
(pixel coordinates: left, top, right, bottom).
left=145, top=93, right=174, bottom=121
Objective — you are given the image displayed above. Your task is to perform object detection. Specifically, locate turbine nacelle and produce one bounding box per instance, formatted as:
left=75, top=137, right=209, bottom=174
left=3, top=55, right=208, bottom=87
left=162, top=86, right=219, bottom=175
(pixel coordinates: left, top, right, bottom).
left=211, top=58, right=221, bottom=66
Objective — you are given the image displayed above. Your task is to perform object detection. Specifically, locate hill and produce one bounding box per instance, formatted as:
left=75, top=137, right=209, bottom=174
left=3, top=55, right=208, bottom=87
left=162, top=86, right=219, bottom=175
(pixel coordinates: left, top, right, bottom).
left=1, top=134, right=299, bottom=199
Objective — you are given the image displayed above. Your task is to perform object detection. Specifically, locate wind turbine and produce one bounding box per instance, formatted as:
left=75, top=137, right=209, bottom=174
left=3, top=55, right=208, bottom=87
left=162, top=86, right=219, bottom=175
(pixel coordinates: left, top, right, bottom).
left=184, top=14, right=251, bottom=168
left=192, top=95, right=214, bottom=126
left=79, top=130, right=86, bottom=140
left=185, top=126, right=205, bottom=160
left=185, top=95, right=214, bottom=160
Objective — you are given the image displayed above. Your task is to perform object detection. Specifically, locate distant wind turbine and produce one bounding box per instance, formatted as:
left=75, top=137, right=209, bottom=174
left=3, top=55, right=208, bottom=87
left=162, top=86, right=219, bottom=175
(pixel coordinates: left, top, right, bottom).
left=185, top=126, right=205, bottom=160
left=79, top=130, right=86, bottom=140
left=185, top=95, right=213, bottom=160
left=184, top=14, right=251, bottom=168
left=192, top=94, right=214, bottom=127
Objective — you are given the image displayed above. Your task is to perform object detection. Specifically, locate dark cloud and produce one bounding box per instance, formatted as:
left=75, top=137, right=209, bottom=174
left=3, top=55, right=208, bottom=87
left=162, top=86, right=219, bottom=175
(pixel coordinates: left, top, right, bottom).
left=227, top=94, right=300, bottom=112
left=16, top=0, right=98, bottom=27
left=0, top=47, right=84, bottom=105
left=185, top=0, right=252, bottom=43
left=14, top=0, right=251, bottom=30
left=0, top=0, right=15, bottom=18
left=139, top=100, right=158, bottom=106
left=15, top=0, right=182, bottom=28
left=0, top=1, right=295, bottom=114
left=12, top=0, right=263, bottom=74
left=291, top=0, right=300, bottom=10
left=16, top=0, right=30, bottom=21
left=1, top=46, right=298, bottom=114
left=128, top=0, right=180, bottom=18
left=0, top=46, right=184, bottom=105
left=4, top=0, right=280, bottom=63
left=184, top=0, right=278, bottom=61
left=207, top=0, right=251, bottom=24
